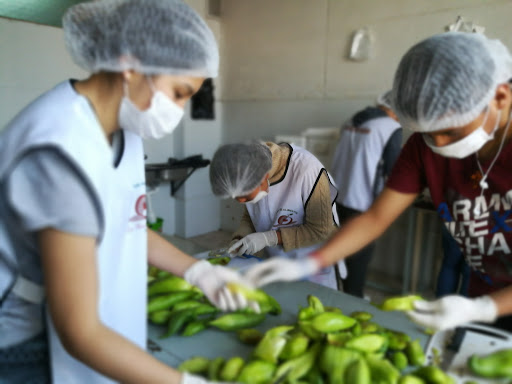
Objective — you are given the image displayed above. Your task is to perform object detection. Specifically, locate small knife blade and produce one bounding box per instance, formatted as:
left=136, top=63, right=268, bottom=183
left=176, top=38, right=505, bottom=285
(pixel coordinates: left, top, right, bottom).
left=440, top=326, right=466, bottom=370
left=208, top=248, right=230, bottom=258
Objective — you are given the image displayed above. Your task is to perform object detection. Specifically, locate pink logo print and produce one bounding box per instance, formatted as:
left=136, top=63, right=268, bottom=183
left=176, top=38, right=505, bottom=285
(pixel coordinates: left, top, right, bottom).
left=129, top=194, right=147, bottom=221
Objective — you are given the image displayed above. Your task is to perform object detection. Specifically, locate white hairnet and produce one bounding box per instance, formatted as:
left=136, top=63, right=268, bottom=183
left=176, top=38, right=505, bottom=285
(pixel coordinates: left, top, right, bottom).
left=63, top=0, right=219, bottom=77
left=376, top=90, right=392, bottom=109
left=391, top=32, right=512, bottom=132
left=210, top=142, right=273, bottom=199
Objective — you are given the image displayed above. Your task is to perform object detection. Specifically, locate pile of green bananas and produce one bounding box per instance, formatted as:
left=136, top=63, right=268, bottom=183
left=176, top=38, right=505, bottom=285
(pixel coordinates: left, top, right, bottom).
left=147, top=268, right=281, bottom=338
left=178, top=294, right=457, bottom=384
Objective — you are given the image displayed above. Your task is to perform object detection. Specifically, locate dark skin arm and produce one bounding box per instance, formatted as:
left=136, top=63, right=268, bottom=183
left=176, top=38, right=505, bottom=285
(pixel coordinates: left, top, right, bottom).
left=315, top=187, right=418, bottom=267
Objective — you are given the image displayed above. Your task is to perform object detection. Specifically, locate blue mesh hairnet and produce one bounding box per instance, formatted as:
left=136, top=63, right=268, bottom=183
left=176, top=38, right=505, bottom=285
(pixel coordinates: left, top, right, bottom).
left=391, top=32, right=512, bottom=132
left=210, top=142, right=273, bottom=199
left=63, top=0, right=219, bottom=77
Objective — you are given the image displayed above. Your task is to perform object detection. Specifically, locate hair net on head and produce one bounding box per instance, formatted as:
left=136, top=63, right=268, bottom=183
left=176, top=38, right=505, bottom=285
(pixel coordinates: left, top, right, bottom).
left=63, top=0, right=219, bottom=77
left=376, top=90, right=392, bottom=109
left=210, top=142, right=273, bottom=199
left=391, top=32, right=512, bottom=132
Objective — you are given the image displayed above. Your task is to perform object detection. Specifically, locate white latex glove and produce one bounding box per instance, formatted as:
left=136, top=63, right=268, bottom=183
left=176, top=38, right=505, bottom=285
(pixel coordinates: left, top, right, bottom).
left=181, top=372, right=235, bottom=384
left=407, top=295, right=498, bottom=331
left=220, top=239, right=240, bottom=258
left=184, top=260, right=259, bottom=312
left=228, top=231, right=278, bottom=256
left=243, top=256, right=320, bottom=288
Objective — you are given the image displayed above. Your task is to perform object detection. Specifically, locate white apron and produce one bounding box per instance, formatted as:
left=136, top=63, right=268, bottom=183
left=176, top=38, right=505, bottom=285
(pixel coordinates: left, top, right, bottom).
left=0, top=82, right=147, bottom=383
left=247, top=144, right=347, bottom=289
left=332, top=115, right=401, bottom=211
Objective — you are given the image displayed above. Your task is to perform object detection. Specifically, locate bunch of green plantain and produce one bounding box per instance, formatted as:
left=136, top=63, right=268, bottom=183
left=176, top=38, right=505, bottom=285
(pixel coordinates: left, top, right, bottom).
left=179, top=294, right=458, bottom=384
left=147, top=268, right=281, bottom=338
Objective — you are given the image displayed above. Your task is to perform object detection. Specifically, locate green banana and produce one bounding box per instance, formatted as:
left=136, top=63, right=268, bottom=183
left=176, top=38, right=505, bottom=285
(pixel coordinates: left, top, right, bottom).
left=310, top=312, right=356, bottom=333
left=208, top=357, right=225, bottom=381
left=319, top=345, right=360, bottom=384
left=182, top=317, right=212, bottom=337
left=237, top=328, right=264, bottom=345
left=351, top=321, right=362, bottom=337
left=468, top=348, right=512, bottom=379
left=366, top=354, right=400, bottom=384
left=350, top=311, right=373, bottom=322
left=307, top=294, right=325, bottom=313
left=209, top=312, right=266, bottom=331
left=178, top=356, right=210, bottom=374
left=386, top=330, right=411, bottom=350
left=147, top=291, right=197, bottom=313
left=279, top=332, right=310, bottom=360
left=148, top=275, right=194, bottom=296
left=207, top=256, right=231, bottom=265
left=171, top=300, right=203, bottom=312
left=305, top=364, right=325, bottom=384
left=252, top=326, right=294, bottom=364
left=148, top=309, right=172, bottom=325
left=360, top=321, right=381, bottom=334
left=160, top=308, right=196, bottom=339
left=237, top=359, right=276, bottom=384
left=273, top=341, right=322, bottom=383
left=226, top=283, right=281, bottom=315
left=326, top=331, right=353, bottom=347
left=398, top=375, right=426, bottom=384
left=412, top=366, right=455, bottom=384
left=190, top=303, right=219, bottom=317
left=380, top=295, right=424, bottom=311
left=219, top=356, right=245, bottom=381
left=405, top=339, right=426, bottom=367
left=345, top=358, right=371, bottom=384
left=391, top=351, right=408, bottom=371
left=345, top=334, right=388, bottom=353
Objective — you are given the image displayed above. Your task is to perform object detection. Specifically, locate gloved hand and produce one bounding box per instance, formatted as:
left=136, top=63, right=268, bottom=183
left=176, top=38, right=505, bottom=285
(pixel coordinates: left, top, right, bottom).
left=228, top=231, right=278, bottom=256
left=407, top=295, right=498, bottom=331
left=181, top=372, right=234, bottom=384
left=184, top=260, right=259, bottom=312
left=243, top=256, right=321, bottom=287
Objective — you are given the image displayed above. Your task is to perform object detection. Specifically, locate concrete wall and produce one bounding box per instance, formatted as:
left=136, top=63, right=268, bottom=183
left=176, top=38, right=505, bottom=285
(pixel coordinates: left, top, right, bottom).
left=219, top=0, right=512, bottom=143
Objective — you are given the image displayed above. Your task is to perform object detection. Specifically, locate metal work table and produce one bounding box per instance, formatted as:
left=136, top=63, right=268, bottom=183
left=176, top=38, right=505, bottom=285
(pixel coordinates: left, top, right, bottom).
left=147, top=280, right=429, bottom=368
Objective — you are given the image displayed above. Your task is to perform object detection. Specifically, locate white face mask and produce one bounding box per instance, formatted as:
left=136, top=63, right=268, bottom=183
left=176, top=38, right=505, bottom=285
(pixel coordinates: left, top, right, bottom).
left=244, top=190, right=268, bottom=205
left=423, top=108, right=500, bottom=159
left=119, top=78, right=184, bottom=140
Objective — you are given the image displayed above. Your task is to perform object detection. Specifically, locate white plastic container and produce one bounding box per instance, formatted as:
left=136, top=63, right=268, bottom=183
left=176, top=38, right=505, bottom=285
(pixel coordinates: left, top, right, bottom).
left=302, top=127, right=340, bottom=171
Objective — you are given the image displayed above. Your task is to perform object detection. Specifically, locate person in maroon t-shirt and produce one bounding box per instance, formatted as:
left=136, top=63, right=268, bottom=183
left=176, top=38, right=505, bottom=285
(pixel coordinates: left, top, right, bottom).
left=243, top=32, right=512, bottom=332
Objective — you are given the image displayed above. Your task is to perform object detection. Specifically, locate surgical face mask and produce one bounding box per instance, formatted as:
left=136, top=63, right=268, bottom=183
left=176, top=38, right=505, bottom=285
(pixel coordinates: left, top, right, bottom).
left=423, top=108, right=500, bottom=159
left=244, top=190, right=268, bottom=205
left=119, top=77, right=184, bottom=140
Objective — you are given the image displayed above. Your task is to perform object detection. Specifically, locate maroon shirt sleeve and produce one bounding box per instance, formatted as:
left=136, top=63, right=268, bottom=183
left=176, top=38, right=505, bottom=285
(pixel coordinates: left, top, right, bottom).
left=386, top=133, right=427, bottom=194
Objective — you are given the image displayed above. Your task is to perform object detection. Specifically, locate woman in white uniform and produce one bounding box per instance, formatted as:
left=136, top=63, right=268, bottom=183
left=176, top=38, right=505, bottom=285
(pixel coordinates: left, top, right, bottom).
left=209, top=141, right=346, bottom=290
left=0, top=1, right=250, bottom=383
